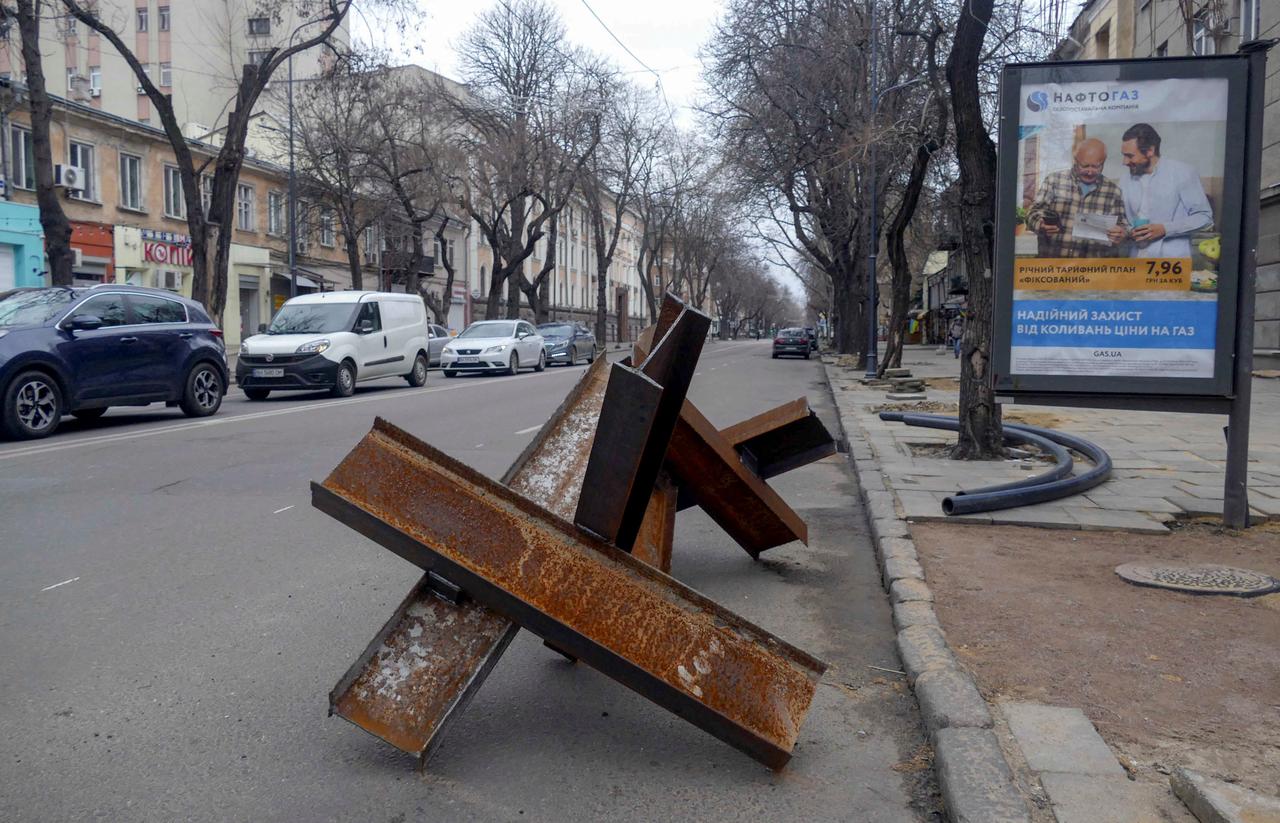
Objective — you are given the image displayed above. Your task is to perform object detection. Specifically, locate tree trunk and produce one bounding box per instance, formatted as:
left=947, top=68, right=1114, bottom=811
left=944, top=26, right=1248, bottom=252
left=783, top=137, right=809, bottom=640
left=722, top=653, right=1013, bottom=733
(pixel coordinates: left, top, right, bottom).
left=484, top=239, right=505, bottom=320
left=594, top=271, right=607, bottom=343
left=406, top=220, right=424, bottom=298
left=505, top=271, right=522, bottom=319
left=880, top=140, right=934, bottom=376
left=16, top=0, right=73, bottom=287
left=343, top=230, right=364, bottom=291
left=946, top=0, right=1002, bottom=459
left=424, top=221, right=455, bottom=326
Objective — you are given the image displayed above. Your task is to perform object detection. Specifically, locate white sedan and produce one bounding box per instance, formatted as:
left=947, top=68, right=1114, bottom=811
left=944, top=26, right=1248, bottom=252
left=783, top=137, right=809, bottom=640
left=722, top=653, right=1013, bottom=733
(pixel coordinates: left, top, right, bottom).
left=441, top=319, right=546, bottom=377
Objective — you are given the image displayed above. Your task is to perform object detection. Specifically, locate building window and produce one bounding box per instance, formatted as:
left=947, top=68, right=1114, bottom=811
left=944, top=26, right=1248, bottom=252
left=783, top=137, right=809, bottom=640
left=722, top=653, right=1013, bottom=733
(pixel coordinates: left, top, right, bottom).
left=319, top=210, right=335, bottom=247
left=137, top=63, right=151, bottom=94
left=163, top=165, right=186, bottom=219
left=89, top=66, right=101, bottom=95
left=200, top=175, right=212, bottom=215
left=1193, top=11, right=1216, bottom=55
left=67, top=67, right=78, bottom=92
left=119, top=152, right=143, bottom=210
left=363, top=225, right=379, bottom=264
left=158, top=5, right=170, bottom=32
left=247, top=17, right=270, bottom=36
left=236, top=183, right=255, bottom=231
left=68, top=141, right=95, bottom=201
left=1156, top=40, right=1168, bottom=57
left=136, top=8, right=148, bottom=32
left=1241, top=0, right=1261, bottom=41
left=247, top=50, right=271, bottom=67
left=10, top=126, right=33, bottom=189
left=267, top=191, right=284, bottom=235
left=159, top=62, right=171, bottom=87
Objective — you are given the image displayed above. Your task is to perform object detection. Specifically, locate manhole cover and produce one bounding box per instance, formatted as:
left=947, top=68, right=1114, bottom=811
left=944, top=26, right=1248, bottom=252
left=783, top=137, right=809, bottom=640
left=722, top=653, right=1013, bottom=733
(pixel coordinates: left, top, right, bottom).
left=1115, top=563, right=1280, bottom=597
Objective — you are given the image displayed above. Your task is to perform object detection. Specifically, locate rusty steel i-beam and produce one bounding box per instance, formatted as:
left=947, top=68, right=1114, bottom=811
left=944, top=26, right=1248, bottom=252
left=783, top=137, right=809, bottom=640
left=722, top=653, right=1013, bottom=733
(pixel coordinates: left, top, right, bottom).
left=314, top=418, right=827, bottom=769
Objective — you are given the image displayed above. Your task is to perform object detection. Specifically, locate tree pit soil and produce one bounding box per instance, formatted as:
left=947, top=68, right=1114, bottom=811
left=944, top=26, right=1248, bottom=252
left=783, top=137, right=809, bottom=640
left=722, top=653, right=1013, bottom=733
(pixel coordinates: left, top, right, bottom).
left=909, top=520, right=1280, bottom=794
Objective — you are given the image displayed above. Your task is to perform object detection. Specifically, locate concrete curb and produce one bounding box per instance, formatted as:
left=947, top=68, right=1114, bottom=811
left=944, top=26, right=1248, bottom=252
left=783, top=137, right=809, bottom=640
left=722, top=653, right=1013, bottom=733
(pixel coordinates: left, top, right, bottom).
left=823, top=362, right=1033, bottom=823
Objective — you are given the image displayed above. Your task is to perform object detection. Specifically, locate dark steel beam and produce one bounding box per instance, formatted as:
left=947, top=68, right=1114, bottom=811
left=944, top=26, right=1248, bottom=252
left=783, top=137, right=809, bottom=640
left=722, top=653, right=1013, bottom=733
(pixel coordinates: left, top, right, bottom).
left=315, top=418, right=826, bottom=770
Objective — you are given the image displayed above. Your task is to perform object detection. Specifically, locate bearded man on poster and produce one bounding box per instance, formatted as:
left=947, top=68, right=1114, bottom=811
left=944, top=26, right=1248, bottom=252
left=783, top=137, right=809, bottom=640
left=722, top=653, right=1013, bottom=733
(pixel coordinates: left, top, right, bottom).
left=1118, top=123, right=1213, bottom=259
left=1026, top=138, right=1130, bottom=258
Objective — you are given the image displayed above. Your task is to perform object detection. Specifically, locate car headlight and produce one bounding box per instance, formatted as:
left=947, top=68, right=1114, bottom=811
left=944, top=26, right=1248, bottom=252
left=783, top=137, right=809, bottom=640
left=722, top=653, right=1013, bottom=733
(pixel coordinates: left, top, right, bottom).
left=296, top=339, right=330, bottom=354
left=0, top=330, right=9, bottom=340
left=239, top=341, right=248, bottom=354
left=551, top=341, right=568, bottom=350
left=482, top=344, right=508, bottom=354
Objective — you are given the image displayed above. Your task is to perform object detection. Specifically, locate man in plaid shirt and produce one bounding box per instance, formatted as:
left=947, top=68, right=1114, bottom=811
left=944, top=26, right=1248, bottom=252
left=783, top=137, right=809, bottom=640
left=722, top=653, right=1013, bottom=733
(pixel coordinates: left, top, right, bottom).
left=1026, top=138, right=1129, bottom=258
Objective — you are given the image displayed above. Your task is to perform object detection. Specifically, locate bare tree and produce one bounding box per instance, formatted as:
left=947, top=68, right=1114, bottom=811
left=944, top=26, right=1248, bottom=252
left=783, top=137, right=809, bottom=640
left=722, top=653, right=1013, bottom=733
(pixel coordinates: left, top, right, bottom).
left=5, top=1, right=73, bottom=286
left=60, top=0, right=401, bottom=321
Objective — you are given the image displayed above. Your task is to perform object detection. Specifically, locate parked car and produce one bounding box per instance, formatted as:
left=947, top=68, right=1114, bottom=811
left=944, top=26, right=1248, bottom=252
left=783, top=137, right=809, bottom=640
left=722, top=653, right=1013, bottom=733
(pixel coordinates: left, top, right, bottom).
left=237, top=291, right=430, bottom=400
left=772, top=327, right=811, bottom=359
left=426, top=323, right=451, bottom=367
left=0, top=285, right=227, bottom=440
left=804, top=326, right=819, bottom=351
left=440, top=320, right=546, bottom=376
left=536, top=322, right=596, bottom=366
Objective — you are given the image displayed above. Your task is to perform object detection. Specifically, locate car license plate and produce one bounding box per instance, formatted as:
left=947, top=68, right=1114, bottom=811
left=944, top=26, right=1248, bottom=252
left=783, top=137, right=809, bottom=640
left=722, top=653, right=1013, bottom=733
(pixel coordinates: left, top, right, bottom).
left=459, top=356, right=479, bottom=363
left=253, top=368, right=285, bottom=377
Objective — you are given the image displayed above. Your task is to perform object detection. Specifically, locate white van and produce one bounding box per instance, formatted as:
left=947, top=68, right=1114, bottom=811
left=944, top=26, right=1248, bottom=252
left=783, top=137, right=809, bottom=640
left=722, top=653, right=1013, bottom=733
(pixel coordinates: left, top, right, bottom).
left=235, top=291, right=433, bottom=399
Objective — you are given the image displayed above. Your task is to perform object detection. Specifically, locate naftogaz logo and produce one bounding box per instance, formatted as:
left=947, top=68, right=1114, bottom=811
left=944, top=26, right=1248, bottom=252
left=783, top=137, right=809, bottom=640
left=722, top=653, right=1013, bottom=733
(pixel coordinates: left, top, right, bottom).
left=1026, top=90, right=1049, bottom=112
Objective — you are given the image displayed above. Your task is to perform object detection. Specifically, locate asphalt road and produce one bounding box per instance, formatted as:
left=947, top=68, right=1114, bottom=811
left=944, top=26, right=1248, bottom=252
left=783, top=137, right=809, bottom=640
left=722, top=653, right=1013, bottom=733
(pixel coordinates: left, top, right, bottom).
left=0, top=341, right=936, bottom=821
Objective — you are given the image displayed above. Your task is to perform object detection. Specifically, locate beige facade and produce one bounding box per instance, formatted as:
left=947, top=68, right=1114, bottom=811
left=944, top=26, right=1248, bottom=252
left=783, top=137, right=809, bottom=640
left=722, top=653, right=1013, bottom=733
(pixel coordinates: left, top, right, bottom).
left=1053, top=0, right=1137, bottom=60
left=0, top=0, right=342, bottom=137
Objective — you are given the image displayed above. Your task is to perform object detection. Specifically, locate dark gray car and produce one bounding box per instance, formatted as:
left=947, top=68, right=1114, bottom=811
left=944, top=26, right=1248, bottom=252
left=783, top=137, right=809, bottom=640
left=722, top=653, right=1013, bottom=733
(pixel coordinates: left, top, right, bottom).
left=537, top=322, right=596, bottom=366
left=427, top=324, right=450, bottom=366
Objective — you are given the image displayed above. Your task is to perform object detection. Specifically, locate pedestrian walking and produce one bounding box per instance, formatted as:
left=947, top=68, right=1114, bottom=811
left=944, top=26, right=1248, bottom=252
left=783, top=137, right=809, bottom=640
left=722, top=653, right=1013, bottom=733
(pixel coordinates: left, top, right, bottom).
left=950, top=314, right=964, bottom=359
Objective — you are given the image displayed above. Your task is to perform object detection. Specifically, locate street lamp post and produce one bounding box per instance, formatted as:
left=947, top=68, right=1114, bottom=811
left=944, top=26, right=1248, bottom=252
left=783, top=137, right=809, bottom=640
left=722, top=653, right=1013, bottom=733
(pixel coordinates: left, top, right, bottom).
left=287, top=51, right=297, bottom=298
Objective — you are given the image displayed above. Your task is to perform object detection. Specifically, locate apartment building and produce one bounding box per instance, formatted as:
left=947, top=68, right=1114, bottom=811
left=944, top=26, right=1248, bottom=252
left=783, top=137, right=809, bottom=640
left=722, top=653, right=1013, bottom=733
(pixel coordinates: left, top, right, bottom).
left=0, top=80, right=368, bottom=348
left=0, top=0, right=343, bottom=137
left=1051, top=0, right=1280, bottom=357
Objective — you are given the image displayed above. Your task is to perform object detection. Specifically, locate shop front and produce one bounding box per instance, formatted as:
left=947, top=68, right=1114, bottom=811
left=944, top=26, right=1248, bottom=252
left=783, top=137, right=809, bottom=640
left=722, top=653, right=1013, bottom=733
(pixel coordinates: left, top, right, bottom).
left=114, top=226, right=194, bottom=295
left=69, top=222, right=115, bottom=286
left=222, top=243, right=272, bottom=350
left=0, top=201, right=46, bottom=290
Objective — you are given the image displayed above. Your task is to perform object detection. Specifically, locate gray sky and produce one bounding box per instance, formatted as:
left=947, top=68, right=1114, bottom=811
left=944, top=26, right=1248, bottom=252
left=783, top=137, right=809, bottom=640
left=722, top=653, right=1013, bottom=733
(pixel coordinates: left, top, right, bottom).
left=350, top=0, right=722, bottom=126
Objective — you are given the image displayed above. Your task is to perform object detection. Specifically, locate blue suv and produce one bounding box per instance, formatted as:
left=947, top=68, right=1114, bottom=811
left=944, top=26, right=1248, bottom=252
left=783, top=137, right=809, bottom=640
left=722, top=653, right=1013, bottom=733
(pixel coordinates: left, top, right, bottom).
left=0, top=285, right=228, bottom=439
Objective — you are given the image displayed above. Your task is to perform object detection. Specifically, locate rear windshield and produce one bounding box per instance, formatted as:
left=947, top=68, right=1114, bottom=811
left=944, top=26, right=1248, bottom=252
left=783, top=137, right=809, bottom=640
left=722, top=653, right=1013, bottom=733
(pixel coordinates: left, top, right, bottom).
left=780, top=328, right=806, bottom=337
left=268, top=303, right=356, bottom=335
left=538, top=324, right=574, bottom=337
left=459, top=322, right=515, bottom=339
left=0, top=289, right=77, bottom=328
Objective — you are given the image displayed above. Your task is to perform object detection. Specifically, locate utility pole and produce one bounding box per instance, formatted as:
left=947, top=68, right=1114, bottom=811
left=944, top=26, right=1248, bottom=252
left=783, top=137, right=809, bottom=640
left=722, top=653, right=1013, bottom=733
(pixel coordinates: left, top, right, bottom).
left=287, top=50, right=298, bottom=299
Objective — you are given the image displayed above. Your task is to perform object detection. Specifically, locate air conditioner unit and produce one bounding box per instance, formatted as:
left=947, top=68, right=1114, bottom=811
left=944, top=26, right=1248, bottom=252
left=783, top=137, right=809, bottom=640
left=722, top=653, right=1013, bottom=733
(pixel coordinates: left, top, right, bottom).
left=160, top=270, right=182, bottom=291
left=136, top=85, right=146, bottom=94
left=71, top=248, right=83, bottom=268
left=90, top=88, right=101, bottom=98
left=53, top=164, right=86, bottom=192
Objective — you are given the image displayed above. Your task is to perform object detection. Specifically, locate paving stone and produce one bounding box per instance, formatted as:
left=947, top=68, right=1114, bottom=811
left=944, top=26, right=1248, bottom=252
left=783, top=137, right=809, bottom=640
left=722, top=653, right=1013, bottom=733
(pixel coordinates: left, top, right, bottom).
left=898, top=490, right=944, bottom=521
left=1039, top=773, right=1194, bottom=823
left=883, top=554, right=925, bottom=586
left=933, top=727, right=1032, bottom=823
left=871, top=516, right=911, bottom=542
left=896, top=624, right=954, bottom=684
left=856, top=469, right=886, bottom=492
left=1175, top=482, right=1227, bottom=501
left=1243, top=493, right=1280, bottom=519
left=885, top=392, right=929, bottom=400
left=1083, top=494, right=1183, bottom=513
left=1003, top=703, right=1124, bottom=777
left=986, top=505, right=1082, bottom=530
left=892, top=600, right=940, bottom=631
left=865, top=490, right=900, bottom=522
left=915, top=668, right=992, bottom=731
left=877, top=536, right=918, bottom=565
left=1170, top=767, right=1280, bottom=823
left=1064, top=507, right=1170, bottom=533
left=890, top=577, right=934, bottom=604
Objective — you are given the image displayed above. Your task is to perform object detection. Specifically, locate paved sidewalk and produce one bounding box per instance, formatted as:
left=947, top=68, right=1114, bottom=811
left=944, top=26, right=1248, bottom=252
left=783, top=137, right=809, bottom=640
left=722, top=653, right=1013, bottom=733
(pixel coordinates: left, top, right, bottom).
left=826, top=345, right=1280, bottom=532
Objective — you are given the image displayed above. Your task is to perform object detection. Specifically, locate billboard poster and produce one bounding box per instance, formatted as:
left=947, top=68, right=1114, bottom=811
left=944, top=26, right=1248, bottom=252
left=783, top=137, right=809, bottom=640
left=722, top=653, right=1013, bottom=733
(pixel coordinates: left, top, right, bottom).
left=994, top=58, right=1248, bottom=398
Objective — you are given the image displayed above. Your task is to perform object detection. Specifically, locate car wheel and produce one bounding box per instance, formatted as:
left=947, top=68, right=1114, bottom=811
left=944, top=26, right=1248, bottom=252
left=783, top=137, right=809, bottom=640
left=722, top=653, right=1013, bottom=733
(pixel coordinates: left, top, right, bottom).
left=568, top=349, right=577, bottom=367
left=244, top=388, right=271, bottom=401
left=331, top=361, right=356, bottom=397
left=406, top=353, right=428, bottom=387
left=803, top=351, right=810, bottom=360
left=71, top=407, right=108, bottom=420
left=506, top=352, right=519, bottom=376
left=2, top=371, right=63, bottom=440
left=772, top=353, right=779, bottom=359
left=180, top=362, right=224, bottom=417
left=444, top=370, right=458, bottom=378
left=587, top=347, right=595, bottom=363
left=534, top=350, right=546, bottom=372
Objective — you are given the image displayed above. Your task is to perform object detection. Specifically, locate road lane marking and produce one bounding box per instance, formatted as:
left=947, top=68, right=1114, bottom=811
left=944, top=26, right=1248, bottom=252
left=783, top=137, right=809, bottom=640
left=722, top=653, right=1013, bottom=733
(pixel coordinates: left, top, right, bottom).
left=0, top=370, right=581, bottom=463
left=273, top=505, right=295, bottom=515
left=514, top=424, right=543, bottom=435
left=41, top=577, right=80, bottom=592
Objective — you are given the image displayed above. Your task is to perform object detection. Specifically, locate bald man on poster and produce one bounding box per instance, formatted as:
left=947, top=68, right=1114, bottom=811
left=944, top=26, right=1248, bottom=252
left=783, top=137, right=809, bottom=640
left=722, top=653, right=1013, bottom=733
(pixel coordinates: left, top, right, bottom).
left=1025, top=138, right=1130, bottom=258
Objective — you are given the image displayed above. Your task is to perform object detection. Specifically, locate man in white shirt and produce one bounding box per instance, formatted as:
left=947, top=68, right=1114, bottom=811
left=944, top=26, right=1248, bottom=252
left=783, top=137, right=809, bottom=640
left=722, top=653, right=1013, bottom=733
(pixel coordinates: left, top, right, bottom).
left=1117, top=123, right=1213, bottom=259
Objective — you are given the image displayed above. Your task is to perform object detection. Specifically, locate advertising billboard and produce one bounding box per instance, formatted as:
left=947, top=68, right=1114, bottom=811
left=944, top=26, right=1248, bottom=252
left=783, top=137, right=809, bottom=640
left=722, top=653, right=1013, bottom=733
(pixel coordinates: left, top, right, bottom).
left=993, top=57, right=1250, bottom=398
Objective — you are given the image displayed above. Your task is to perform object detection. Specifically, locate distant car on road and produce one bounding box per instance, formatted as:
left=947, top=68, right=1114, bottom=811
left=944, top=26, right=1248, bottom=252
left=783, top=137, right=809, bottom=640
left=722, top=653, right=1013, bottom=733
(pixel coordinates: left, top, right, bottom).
left=772, top=327, right=811, bottom=360
left=0, top=285, right=227, bottom=440
left=441, top=320, right=546, bottom=376
left=804, top=326, right=819, bottom=351
left=237, top=291, right=431, bottom=400
left=536, top=322, right=595, bottom=366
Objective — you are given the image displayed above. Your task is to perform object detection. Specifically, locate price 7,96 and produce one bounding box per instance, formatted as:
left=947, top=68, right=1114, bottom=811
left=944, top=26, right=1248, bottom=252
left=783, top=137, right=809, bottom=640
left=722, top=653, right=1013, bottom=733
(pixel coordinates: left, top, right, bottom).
left=1145, top=260, right=1184, bottom=276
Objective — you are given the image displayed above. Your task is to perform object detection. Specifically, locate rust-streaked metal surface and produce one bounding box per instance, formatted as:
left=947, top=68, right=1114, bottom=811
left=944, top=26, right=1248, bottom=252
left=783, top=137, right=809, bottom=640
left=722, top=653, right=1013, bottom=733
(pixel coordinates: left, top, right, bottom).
left=632, top=471, right=677, bottom=573
left=328, top=359, right=612, bottom=765
left=720, top=398, right=837, bottom=480
left=576, top=305, right=709, bottom=549
left=667, top=401, right=808, bottom=558
left=315, top=418, right=826, bottom=769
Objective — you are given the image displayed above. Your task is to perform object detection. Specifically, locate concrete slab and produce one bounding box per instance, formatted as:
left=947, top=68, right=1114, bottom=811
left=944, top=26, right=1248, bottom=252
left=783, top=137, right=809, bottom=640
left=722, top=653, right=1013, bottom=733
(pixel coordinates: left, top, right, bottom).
left=1040, top=773, right=1195, bottom=823
left=1003, top=703, right=1125, bottom=777
left=932, top=727, right=1032, bottom=823
left=1170, top=767, right=1280, bottom=823
left=1064, top=507, right=1171, bottom=533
